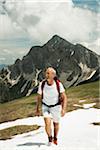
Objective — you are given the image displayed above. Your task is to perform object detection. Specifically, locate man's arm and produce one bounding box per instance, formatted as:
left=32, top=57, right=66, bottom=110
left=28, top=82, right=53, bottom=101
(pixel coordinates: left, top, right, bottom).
left=60, top=92, right=67, bottom=117
left=36, top=94, right=42, bottom=116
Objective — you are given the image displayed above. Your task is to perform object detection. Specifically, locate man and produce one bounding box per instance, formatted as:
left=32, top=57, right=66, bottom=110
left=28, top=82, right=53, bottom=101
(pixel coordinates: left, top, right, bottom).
left=36, top=67, right=67, bottom=145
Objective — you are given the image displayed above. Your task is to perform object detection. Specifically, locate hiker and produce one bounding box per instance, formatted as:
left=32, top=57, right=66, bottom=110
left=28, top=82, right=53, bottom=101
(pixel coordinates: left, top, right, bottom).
left=36, top=67, right=67, bottom=145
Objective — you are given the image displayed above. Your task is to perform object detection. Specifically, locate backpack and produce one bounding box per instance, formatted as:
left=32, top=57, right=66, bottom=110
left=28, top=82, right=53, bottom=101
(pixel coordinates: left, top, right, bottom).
left=41, top=77, right=62, bottom=107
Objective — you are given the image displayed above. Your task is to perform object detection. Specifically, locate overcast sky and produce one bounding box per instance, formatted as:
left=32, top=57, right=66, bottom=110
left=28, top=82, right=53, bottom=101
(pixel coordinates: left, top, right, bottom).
left=0, top=0, right=100, bottom=64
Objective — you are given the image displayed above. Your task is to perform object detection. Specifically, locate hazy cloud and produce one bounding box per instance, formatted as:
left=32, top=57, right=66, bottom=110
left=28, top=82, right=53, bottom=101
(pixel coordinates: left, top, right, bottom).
left=0, top=0, right=99, bottom=64
left=23, top=15, right=40, bottom=26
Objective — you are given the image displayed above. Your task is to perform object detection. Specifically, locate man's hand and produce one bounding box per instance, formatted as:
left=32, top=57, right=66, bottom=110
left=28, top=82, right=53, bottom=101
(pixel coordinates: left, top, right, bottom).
left=35, top=110, right=41, bottom=116
left=61, top=109, right=66, bottom=117
left=35, top=94, right=42, bottom=116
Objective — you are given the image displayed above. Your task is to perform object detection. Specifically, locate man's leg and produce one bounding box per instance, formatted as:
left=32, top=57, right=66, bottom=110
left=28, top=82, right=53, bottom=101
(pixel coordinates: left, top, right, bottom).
left=50, top=105, right=61, bottom=145
left=44, top=117, right=52, bottom=142
left=53, top=122, right=59, bottom=138
left=53, top=122, right=59, bottom=145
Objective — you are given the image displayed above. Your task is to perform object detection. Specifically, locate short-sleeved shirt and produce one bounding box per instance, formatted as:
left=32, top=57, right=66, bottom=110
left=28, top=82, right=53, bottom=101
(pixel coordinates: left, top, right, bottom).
left=37, top=80, right=65, bottom=106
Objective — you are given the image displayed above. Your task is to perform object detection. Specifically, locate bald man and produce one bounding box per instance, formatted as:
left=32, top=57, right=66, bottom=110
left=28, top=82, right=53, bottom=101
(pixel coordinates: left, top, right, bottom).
left=36, top=67, right=67, bottom=146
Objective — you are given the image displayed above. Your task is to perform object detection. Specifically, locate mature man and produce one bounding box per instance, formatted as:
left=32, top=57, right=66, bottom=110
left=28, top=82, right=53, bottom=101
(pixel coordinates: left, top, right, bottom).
left=36, top=67, right=67, bottom=145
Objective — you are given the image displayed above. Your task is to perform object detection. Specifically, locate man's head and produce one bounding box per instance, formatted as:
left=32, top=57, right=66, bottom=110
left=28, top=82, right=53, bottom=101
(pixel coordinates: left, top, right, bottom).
left=45, top=67, right=56, bottom=80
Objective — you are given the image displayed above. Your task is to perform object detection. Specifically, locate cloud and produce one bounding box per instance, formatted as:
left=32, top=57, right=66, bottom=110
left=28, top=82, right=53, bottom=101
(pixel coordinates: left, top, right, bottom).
left=3, top=49, right=12, bottom=54
left=0, top=0, right=99, bottom=65
left=0, top=57, right=6, bottom=61
left=0, top=47, right=29, bottom=64
left=23, top=14, right=40, bottom=26
left=0, top=13, right=27, bottom=39
left=6, top=1, right=99, bottom=41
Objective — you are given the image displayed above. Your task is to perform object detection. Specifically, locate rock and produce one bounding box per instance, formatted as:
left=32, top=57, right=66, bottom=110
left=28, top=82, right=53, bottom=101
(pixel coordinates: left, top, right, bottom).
left=0, top=35, right=99, bottom=102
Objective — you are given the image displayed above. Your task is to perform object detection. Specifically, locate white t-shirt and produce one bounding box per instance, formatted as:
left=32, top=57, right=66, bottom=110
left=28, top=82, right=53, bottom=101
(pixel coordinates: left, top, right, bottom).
left=37, top=80, right=65, bottom=105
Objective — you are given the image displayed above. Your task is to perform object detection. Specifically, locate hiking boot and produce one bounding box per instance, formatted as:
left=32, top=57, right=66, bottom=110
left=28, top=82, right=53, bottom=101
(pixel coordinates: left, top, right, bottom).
left=47, top=136, right=52, bottom=146
left=53, top=137, right=58, bottom=145
left=48, top=136, right=52, bottom=142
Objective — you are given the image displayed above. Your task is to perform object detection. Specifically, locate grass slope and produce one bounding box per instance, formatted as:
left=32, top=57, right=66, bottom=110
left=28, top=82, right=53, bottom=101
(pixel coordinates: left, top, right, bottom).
left=0, top=81, right=99, bottom=124
left=0, top=125, right=40, bottom=140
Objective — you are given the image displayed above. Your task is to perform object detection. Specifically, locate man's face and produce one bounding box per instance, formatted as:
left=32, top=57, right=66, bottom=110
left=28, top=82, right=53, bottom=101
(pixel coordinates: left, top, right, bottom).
left=45, top=69, right=55, bottom=80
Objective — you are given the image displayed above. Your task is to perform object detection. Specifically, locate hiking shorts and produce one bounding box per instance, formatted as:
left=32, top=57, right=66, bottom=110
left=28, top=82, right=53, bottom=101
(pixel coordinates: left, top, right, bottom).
left=42, top=104, right=62, bottom=123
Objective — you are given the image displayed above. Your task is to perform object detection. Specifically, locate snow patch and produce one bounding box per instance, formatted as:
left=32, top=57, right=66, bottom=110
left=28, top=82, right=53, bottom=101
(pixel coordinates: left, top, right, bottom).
left=73, top=103, right=96, bottom=109
left=34, top=69, right=41, bottom=86
left=54, top=40, right=57, bottom=44
left=86, top=70, right=96, bottom=80
left=21, top=81, right=29, bottom=93
left=70, top=51, right=74, bottom=56
left=25, top=69, right=41, bottom=96
left=83, top=103, right=96, bottom=109
left=26, top=88, right=33, bottom=96
left=79, top=62, right=89, bottom=71
left=57, top=59, right=60, bottom=62
left=0, top=109, right=100, bottom=150
left=26, top=69, right=42, bottom=96
left=73, top=104, right=83, bottom=108
left=78, top=62, right=96, bottom=80
left=5, top=68, right=11, bottom=83
left=0, top=116, right=44, bottom=130
left=79, top=100, right=86, bottom=103
left=10, top=75, right=21, bottom=86
left=3, top=68, right=21, bottom=86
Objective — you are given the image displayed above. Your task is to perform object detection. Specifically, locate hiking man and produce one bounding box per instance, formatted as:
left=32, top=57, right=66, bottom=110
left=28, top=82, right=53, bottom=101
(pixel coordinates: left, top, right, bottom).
left=36, top=67, right=67, bottom=145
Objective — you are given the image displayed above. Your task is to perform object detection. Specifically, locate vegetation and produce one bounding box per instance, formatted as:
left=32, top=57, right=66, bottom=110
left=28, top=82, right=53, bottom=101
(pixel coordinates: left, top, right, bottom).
left=0, top=81, right=99, bottom=123
left=0, top=125, right=40, bottom=140
left=66, top=80, right=99, bottom=112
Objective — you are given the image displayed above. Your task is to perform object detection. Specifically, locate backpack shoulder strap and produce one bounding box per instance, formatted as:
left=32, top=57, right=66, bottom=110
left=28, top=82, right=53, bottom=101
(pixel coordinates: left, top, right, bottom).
left=55, top=79, right=62, bottom=104
left=41, top=79, right=46, bottom=99
left=54, top=78, right=60, bottom=95
left=55, top=79, right=64, bottom=104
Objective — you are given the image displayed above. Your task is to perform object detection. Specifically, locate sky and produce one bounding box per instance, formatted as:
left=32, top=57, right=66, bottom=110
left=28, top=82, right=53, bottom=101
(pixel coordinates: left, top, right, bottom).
left=0, top=0, right=100, bottom=64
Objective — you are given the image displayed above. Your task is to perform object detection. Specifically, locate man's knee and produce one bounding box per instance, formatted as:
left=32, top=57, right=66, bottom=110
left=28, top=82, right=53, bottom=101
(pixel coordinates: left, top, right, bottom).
left=53, top=122, right=59, bottom=128
left=44, top=117, right=51, bottom=125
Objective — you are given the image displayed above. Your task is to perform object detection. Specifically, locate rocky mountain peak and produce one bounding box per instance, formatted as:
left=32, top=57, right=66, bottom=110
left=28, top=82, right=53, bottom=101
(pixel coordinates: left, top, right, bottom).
left=43, top=34, right=72, bottom=49
left=0, top=35, right=99, bottom=102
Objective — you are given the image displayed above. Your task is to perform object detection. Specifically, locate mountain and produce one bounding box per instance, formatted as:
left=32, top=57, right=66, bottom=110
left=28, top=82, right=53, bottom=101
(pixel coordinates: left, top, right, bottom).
left=0, top=35, right=100, bottom=102
left=0, top=64, right=6, bottom=70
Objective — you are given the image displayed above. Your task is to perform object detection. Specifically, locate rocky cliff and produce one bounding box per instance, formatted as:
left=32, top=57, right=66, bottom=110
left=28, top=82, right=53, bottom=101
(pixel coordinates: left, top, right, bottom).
left=0, top=35, right=99, bottom=102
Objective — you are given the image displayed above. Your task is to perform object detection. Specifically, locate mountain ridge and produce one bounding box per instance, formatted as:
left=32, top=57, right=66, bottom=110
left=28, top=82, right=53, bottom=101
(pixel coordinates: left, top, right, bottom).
left=0, top=35, right=99, bottom=102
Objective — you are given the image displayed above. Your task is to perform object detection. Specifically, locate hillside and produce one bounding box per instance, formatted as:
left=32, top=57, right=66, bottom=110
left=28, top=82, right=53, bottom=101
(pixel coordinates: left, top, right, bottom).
left=0, top=81, right=99, bottom=124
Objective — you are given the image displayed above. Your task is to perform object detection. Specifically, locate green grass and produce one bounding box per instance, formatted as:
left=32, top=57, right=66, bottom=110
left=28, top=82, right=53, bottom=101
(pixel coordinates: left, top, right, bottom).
left=66, top=81, right=100, bottom=112
left=0, top=81, right=99, bottom=140
left=0, top=81, right=99, bottom=123
left=0, top=125, right=40, bottom=140
left=0, top=94, right=38, bottom=123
